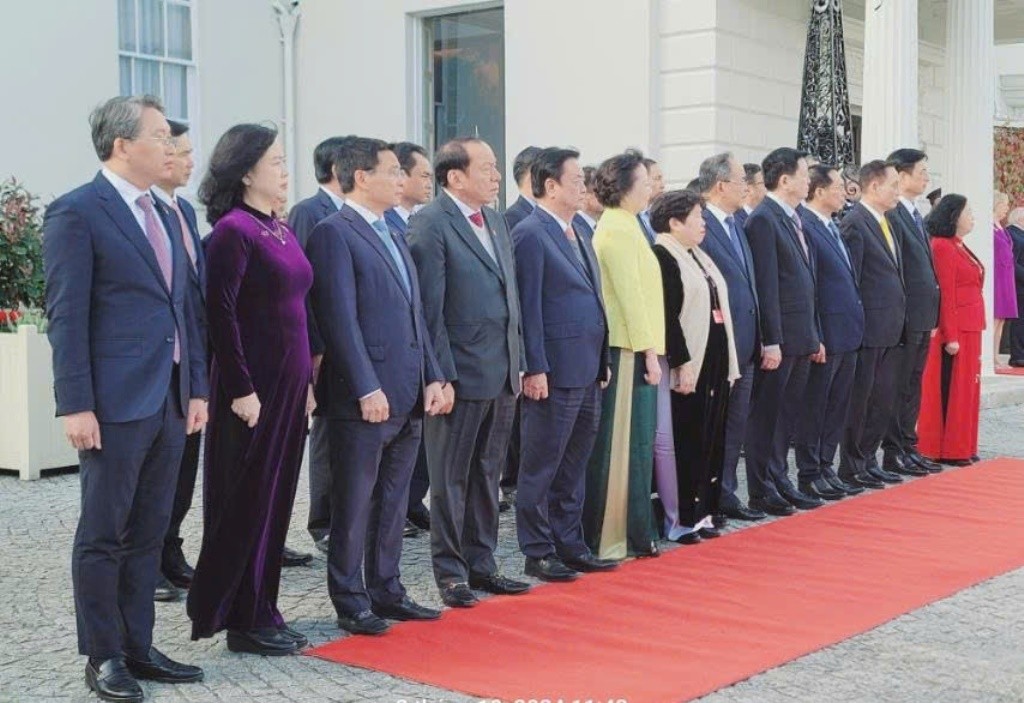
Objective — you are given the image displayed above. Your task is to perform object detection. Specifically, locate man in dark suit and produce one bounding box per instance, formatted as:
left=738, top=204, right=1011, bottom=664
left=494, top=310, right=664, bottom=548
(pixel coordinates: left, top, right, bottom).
left=735, top=162, right=766, bottom=231
left=289, top=136, right=350, bottom=555
left=385, top=141, right=435, bottom=534
left=744, top=147, right=825, bottom=516
left=637, top=157, right=664, bottom=244
left=881, top=148, right=942, bottom=476
left=1007, top=208, right=1024, bottom=367
left=306, top=138, right=447, bottom=636
left=839, top=160, right=907, bottom=489
left=151, top=119, right=207, bottom=602
left=512, top=148, right=618, bottom=582
left=571, top=165, right=602, bottom=240
left=795, top=165, right=866, bottom=500
left=696, top=152, right=765, bottom=522
left=43, top=95, right=207, bottom=702
left=409, top=137, right=531, bottom=607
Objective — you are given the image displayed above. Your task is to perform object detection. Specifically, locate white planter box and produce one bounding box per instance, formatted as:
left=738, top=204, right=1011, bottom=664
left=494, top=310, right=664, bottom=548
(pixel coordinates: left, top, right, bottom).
left=0, top=324, right=78, bottom=480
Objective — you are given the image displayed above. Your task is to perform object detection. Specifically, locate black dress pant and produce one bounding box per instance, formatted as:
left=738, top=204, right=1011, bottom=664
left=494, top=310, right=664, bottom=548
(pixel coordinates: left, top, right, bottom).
left=306, top=415, right=331, bottom=542
left=795, top=350, right=857, bottom=482
left=840, top=345, right=901, bottom=477
left=1010, top=303, right=1024, bottom=364
left=745, top=355, right=810, bottom=498
left=719, top=360, right=756, bottom=508
left=162, top=429, right=200, bottom=568
left=882, top=330, right=930, bottom=457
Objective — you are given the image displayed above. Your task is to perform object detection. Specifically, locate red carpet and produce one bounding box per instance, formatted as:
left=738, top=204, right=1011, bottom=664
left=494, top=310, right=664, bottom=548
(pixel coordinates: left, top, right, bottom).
left=309, top=458, right=1024, bottom=703
left=996, top=366, right=1024, bottom=376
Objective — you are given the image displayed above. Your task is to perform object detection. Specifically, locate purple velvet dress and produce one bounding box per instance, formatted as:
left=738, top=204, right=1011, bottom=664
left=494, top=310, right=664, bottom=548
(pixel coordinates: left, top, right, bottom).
left=994, top=225, right=1019, bottom=320
left=187, top=204, right=312, bottom=639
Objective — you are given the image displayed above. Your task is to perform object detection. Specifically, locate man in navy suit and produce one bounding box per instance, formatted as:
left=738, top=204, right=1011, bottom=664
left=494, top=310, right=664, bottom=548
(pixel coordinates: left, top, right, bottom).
left=795, top=165, right=866, bottom=501
left=512, top=148, right=618, bottom=582
left=151, top=119, right=207, bottom=601
left=289, top=135, right=350, bottom=555
left=1008, top=208, right=1024, bottom=367
left=696, top=153, right=765, bottom=523
left=744, top=147, right=825, bottom=516
left=838, top=160, right=907, bottom=489
left=735, top=162, right=766, bottom=231
left=637, top=157, right=664, bottom=244
left=571, top=165, right=602, bottom=240
left=385, top=141, right=435, bottom=534
left=44, top=95, right=207, bottom=701
left=306, top=137, right=447, bottom=636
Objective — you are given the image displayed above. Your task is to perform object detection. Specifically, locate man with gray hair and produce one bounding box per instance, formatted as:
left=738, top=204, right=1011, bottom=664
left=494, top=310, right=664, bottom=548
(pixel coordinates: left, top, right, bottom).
left=1007, top=206, right=1024, bottom=367
left=44, top=95, right=207, bottom=702
left=696, top=152, right=766, bottom=523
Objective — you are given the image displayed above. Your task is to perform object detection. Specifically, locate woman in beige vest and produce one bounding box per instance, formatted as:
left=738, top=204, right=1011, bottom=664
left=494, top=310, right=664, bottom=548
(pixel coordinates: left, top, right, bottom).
left=650, top=189, right=740, bottom=544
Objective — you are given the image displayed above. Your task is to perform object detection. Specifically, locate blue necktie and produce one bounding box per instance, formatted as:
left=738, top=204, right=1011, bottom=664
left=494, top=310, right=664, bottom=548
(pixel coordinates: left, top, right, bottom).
left=827, top=220, right=852, bottom=269
left=372, top=219, right=411, bottom=296
left=724, top=215, right=746, bottom=263
left=912, top=206, right=926, bottom=240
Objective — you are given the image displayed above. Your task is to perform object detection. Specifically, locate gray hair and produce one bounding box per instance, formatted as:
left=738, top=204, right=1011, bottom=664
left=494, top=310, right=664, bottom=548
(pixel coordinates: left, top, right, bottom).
left=89, top=94, right=165, bottom=161
left=697, top=152, right=735, bottom=194
left=1009, top=207, right=1024, bottom=227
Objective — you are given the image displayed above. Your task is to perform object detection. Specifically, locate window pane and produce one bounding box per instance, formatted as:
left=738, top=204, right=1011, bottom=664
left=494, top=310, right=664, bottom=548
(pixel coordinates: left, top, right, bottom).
left=118, top=0, right=136, bottom=51
left=134, top=58, right=161, bottom=96
left=163, top=64, right=188, bottom=120
left=167, top=4, right=191, bottom=60
left=119, top=57, right=133, bottom=96
left=139, top=0, right=165, bottom=56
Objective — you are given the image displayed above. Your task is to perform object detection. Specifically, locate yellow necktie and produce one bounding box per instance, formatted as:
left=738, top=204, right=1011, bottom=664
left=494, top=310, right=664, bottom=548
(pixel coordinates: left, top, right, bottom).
left=879, top=217, right=896, bottom=258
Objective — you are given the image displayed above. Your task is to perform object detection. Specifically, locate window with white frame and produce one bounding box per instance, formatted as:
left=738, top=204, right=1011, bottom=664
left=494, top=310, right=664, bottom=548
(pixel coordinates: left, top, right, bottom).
left=118, top=0, right=195, bottom=123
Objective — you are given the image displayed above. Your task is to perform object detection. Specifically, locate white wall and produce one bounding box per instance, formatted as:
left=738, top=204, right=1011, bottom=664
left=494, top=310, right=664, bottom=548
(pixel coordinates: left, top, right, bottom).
left=0, top=0, right=118, bottom=200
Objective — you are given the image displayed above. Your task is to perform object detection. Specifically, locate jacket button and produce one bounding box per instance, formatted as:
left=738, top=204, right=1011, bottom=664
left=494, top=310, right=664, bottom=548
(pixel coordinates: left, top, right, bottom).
left=165, top=336, right=174, bottom=343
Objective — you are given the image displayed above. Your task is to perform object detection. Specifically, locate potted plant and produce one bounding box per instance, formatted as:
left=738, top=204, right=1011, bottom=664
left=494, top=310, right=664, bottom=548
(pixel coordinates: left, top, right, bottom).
left=0, top=178, right=77, bottom=479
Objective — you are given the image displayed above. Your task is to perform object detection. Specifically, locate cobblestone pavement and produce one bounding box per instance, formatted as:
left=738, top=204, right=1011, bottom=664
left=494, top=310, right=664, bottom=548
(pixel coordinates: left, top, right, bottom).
left=1, top=404, right=1022, bottom=703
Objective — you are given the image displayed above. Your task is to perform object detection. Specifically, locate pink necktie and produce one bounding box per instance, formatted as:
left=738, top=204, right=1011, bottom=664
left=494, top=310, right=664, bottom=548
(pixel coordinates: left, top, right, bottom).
left=468, top=211, right=484, bottom=228
left=136, top=194, right=179, bottom=363
left=790, top=213, right=809, bottom=258
left=169, top=199, right=197, bottom=267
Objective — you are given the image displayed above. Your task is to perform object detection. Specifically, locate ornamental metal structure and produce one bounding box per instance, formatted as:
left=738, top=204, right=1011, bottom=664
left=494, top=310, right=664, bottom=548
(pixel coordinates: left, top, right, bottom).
left=797, top=0, right=856, bottom=168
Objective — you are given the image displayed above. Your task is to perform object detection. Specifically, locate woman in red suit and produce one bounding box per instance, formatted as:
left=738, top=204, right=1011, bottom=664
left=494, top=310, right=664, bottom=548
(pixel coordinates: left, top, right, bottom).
left=918, top=194, right=985, bottom=466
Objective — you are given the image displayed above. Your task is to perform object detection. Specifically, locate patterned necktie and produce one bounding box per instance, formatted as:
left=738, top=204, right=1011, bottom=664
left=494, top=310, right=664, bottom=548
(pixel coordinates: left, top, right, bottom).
left=790, top=213, right=809, bottom=258
left=371, top=219, right=411, bottom=295
left=912, top=206, right=926, bottom=239
left=136, top=194, right=179, bottom=362
left=879, top=216, right=897, bottom=258
left=468, top=211, right=485, bottom=228
left=724, top=215, right=746, bottom=263
left=168, top=198, right=197, bottom=268
left=827, top=220, right=852, bottom=269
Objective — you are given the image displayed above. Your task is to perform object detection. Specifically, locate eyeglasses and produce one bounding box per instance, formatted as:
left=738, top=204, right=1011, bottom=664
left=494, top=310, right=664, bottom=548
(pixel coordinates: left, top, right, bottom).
left=132, top=135, right=175, bottom=148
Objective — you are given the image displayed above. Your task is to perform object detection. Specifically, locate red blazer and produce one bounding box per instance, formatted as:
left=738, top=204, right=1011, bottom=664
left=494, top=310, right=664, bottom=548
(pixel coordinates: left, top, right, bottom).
left=931, top=236, right=986, bottom=343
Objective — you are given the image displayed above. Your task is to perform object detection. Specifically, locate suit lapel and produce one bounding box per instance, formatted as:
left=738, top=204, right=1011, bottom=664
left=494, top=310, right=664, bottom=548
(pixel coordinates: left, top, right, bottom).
left=768, top=198, right=811, bottom=270
left=861, top=206, right=899, bottom=270
left=93, top=174, right=171, bottom=296
left=343, top=206, right=412, bottom=303
left=538, top=210, right=592, bottom=288
left=704, top=210, right=744, bottom=270
left=441, top=194, right=504, bottom=281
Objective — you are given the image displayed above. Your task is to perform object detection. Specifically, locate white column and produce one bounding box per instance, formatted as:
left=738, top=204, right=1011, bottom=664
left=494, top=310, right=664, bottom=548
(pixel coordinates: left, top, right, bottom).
left=942, top=0, right=996, bottom=375
left=860, top=0, right=919, bottom=160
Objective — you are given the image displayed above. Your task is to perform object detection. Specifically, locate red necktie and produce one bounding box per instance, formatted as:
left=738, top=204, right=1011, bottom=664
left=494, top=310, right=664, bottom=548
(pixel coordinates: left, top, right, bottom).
left=468, top=211, right=484, bottom=228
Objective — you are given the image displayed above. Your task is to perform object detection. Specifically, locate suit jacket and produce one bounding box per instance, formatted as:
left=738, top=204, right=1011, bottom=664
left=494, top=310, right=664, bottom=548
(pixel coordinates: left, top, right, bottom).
left=289, top=188, right=341, bottom=358
left=887, top=201, right=939, bottom=333
left=306, top=204, right=442, bottom=420
left=43, top=172, right=207, bottom=422
left=384, top=207, right=409, bottom=238
left=1007, top=224, right=1024, bottom=298
left=839, top=202, right=906, bottom=348
left=408, top=191, right=524, bottom=400
left=504, top=195, right=534, bottom=232
left=745, top=197, right=820, bottom=357
left=571, top=212, right=595, bottom=241
left=700, top=208, right=760, bottom=364
left=512, top=208, right=609, bottom=388
left=932, top=236, right=985, bottom=343
left=800, top=208, right=864, bottom=354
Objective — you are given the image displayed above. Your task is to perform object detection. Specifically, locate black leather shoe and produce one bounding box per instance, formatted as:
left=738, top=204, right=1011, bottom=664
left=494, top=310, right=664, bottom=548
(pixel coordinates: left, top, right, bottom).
left=635, top=541, right=661, bottom=558
left=698, top=526, right=721, bottom=539
left=720, top=502, right=767, bottom=521
left=780, top=486, right=825, bottom=510
left=941, top=458, right=972, bottom=467
left=799, top=478, right=846, bottom=501
left=674, top=532, right=702, bottom=545
left=524, top=556, right=578, bottom=581
left=865, top=463, right=903, bottom=484
left=125, top=647, right=204, bottom=684
left=277, top=625, right=309, bottom=648
left=561, top=553, right=619, bottom=572
left=162, top=541, right=194, bottom=588
left=906, top=451, right=943, bottom=473
left=970, top=455, right=980, bottom=463
left=226, top=628, right=300, bottom=655
left=86, top=657, right=143, bottom=703
left=154, top=575, right=181, bottom=602
left=282, top=546, right=312, bottom=567
left=749, top=494, right=796, bottom=517
left=822, top=469, right=865, bottom=495
left=403, top=520, right=420, bottom=538
left=498, top=488, right=515, bottom=513
left=440, top=583, right=478, bottom=608
left=337, top=610, right=390, bottom=635
left=712, top=513, right=728, bottom=529
left=469, top=573, right=531, bottom=595
left=373, top=596, right=442, bottom=621
left=842, top=471, right=885, bottom=489
left=314, top=536, right=330, bottom=554
left=885, top=453, right=929, bottom=477
left=407, top=507, right=431, bottom=531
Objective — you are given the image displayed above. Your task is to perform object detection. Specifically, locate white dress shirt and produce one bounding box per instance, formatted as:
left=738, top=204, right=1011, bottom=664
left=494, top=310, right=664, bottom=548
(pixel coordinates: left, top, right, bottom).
left=444, top=188, right=497, bottom=261
left=320, top=185, right=345, bottom=211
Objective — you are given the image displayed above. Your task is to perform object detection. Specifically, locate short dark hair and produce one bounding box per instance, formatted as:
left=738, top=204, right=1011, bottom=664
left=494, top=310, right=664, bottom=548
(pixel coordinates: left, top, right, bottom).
left=925, top=194, right=968, bottom=239
left=743, top=163, right=762, bottom=184
left=530, top=147, right=581, bottom=199
left=642, top=157, right=658, bottom=170
left=167, top=119, right=189, bottom=138
left=762, top=147, right=808, bottom=191
left=649, top=189, right=704, bottom=235
left=859, top=159, right=893, bottom=191
left=434, top=137, right=484, bottom=188
left=685, top=177, right=702, bottom=192
left=393, top=141, right=429, bottom=175
left=314, top=136, right=352, bottom=184
left=335, top=137, right=392, bottom=194
left=593, top=149, right=646, bottom=208
left=926, top=187, right=942, bottom=204
left=807, top=164, right=839, bottom=201
left=513, top=146, right=542, bottom=186
left=886, top=148, right=927, bottom=175
left=199, top=123, right=278, bottom=225
left=583, top=165, right=598, bottom=191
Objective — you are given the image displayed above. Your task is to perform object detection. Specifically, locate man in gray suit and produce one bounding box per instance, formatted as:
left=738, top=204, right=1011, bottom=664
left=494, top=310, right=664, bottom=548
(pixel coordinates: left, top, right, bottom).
left=408, top=137, right=531, bottom=608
